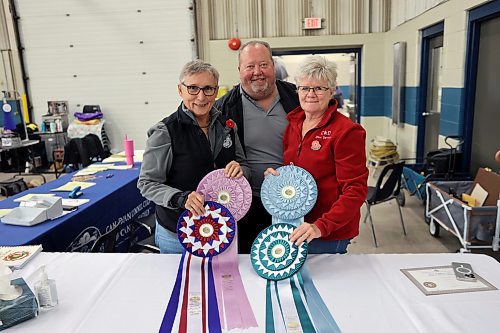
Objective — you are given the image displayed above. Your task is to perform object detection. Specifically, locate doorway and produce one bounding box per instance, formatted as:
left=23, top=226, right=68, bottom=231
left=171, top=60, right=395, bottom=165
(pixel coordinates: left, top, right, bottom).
left=272, top=48, right=362, bottom=123
left=464, top=1, right=500, bottom=174
left=417, top=22, right=444, bottom=161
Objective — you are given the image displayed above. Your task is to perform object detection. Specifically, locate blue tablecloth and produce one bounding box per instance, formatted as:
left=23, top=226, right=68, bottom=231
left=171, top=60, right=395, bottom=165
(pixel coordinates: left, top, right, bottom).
left=0, top=163, right=154, bottom=252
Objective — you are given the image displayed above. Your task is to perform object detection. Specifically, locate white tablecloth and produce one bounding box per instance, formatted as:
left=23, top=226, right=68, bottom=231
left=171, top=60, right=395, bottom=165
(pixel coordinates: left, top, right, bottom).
left=8, top=252, right=500, bottom=332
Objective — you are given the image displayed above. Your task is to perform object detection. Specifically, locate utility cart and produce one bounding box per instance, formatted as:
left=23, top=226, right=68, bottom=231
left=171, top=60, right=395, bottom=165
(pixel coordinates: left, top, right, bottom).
left=425, top=180, right=499, bottom=252
left=400, top=136, right=469, bottom=208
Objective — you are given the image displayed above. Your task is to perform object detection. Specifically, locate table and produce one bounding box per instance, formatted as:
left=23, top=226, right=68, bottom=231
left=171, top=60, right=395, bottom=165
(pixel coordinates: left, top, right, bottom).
left=7, top=252, right=500, bottom=332
left=0, top=139, right=40, bottom=173
left=0, top=139, right=39, bottom=152
left=0, top=163, right=153, bottom=252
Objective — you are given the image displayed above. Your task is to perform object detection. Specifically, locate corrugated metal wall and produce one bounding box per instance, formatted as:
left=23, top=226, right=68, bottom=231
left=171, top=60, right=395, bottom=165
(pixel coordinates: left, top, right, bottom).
left=208, top=0, right=391, bottom=39
left=391, top=0, right=448, bottom=28
left=206, top=0, right=449, bottom=39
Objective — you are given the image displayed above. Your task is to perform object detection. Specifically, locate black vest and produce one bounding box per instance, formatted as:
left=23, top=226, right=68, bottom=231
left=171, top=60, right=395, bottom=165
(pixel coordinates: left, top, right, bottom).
left=156, top=106, right=236, bottom=232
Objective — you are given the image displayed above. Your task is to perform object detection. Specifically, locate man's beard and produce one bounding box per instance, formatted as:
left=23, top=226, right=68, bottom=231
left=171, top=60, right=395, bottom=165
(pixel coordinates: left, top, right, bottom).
left=248, top=79, right=272, bottom=100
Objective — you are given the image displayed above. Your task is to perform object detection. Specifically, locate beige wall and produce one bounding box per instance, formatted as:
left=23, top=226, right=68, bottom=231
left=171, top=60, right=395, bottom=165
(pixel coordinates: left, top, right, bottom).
left=206, top=34, right=386, bottom=88
left=206, top=0, right=487, bottom=88
left=203, top=0, right=489, bottom=158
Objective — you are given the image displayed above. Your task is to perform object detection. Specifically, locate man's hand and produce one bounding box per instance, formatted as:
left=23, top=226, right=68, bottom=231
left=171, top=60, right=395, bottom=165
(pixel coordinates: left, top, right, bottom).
left=264, top=167, right=280, bottom=177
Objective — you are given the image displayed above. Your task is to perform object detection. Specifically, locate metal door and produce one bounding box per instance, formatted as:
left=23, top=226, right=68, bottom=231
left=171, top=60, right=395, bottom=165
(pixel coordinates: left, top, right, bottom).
left=423, top=35, right=444, bottom=156
left=471, top=16, right=500, bottom=173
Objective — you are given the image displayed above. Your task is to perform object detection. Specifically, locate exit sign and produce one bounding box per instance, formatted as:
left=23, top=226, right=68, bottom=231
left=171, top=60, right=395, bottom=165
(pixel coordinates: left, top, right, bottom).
left=303, top=17, right=323, bottom=30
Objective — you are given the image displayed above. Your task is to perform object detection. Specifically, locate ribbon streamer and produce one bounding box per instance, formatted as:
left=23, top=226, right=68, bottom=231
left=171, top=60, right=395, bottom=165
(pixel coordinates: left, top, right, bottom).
left=159, top=253, right=221, bottom=333
left=213, top=238, right=257, bottom=330
left=258, top=165, right=342, bottom=332
left=299, top=265, right=341, bottom=333
left=161, top=185, right=256, bottom=332
left=198, top=171, right=257, bottom=330
left=265, top=277, right=318, bottom=333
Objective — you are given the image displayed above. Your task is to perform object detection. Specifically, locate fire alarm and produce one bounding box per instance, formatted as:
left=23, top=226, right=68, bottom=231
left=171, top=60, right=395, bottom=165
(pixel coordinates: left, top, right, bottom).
left=228, top=37, right=241, bottom=50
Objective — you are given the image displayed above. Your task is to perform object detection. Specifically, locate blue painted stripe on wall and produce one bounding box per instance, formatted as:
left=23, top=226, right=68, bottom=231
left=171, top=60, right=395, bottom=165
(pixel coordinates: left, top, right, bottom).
left=360, top=86, right=388, bottom=117
left=359, top=86, right=416, bottom=123
left=440, top=87, right=464, bottom=135
left=405, top=87, right=418, bottom=125
left=359, top=86, right=463, bottom=134
left=338, top=85, right=350, bottom=99
left=383, top=87, right=392, bottom=118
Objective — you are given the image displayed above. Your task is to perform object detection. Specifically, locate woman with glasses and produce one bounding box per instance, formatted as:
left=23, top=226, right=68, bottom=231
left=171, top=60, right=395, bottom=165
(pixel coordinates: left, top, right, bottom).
left=265, top=55, right=368, bottom=254
left=138, top=59, right=250, bottom=253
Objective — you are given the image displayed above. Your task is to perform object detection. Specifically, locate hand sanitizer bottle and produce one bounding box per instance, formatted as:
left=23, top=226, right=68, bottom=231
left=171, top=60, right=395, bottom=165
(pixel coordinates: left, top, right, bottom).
left=34, top=266, right=58, bottom=309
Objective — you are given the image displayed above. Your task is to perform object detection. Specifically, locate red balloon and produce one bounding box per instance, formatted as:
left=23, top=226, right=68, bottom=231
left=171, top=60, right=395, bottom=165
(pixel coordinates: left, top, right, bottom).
left=228, top=37, right=241, bottom=50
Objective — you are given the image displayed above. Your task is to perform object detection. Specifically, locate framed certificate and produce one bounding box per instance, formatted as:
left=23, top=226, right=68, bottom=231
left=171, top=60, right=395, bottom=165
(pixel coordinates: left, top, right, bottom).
left=401, top=265, right=497, bottom=295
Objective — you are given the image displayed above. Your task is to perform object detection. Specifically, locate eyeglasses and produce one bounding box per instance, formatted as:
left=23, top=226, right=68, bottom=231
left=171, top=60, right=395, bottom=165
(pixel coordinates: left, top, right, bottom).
left=181, top=82, right=218, bottom=96
left=296, top=86, right=331, bottom=95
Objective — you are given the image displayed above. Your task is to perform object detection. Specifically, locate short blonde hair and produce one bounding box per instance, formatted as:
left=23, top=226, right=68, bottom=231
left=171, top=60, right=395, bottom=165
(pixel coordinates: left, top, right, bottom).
left=294, top=55, right=337, bottom=88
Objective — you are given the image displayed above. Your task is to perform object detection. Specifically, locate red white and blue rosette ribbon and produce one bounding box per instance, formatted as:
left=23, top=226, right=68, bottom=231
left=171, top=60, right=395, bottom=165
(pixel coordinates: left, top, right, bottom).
left=177, top=201, right=235, bottom=257
left=161, top=178, right=257, bottom=332
left=197, top=169, right=252, bottom=221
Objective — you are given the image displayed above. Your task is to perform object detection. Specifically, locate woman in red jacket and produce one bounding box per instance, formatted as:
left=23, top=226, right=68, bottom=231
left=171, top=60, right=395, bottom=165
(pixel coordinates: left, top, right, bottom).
left=265, top=55, right=368, bottom=254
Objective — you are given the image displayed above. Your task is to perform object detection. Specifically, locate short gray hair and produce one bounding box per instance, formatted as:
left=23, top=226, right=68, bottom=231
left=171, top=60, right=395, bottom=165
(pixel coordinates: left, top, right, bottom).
left=179, top=59, right=219, bottom=83
left=294, top=55, right=337, bottom=88
left=238, top=40, right=273, bottom=64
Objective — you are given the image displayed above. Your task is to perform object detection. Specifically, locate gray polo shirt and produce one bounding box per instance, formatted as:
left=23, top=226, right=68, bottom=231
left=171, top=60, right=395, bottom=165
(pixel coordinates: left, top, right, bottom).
left=241, top=88, right=288, bottom=196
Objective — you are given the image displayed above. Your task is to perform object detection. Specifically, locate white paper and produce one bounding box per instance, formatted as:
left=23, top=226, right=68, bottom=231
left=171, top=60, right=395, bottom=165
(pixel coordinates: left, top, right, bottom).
left=61, top=199, right=90, bottom=207
left=401, top=265, right=497, bottom=295
left=471, top=183, right=489, bottom=207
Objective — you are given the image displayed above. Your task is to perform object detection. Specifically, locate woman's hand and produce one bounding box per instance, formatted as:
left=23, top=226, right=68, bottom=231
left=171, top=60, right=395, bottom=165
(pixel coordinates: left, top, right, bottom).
left=289, top=223, right=321, bottom=246
left=224, top=160, right=243, bottom=178
left=184, top=191, right=206, bottom=216
left=264, top=168, right=280, bottom=177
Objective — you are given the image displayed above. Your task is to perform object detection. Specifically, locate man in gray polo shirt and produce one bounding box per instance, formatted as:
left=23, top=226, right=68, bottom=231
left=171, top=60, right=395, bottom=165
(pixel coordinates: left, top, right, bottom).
left=215, top=40, right=299, bottom=253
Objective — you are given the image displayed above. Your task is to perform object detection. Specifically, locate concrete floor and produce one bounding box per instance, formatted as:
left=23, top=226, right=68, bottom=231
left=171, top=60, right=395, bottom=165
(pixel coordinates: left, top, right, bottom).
left=351, top=192, right=461, bottom=254
left=1, top=171, right=498, bottom=261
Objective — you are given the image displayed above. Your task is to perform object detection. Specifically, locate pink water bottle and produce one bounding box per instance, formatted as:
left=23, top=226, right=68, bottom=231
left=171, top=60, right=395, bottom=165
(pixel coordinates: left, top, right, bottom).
left=124, top=135, right=134, bottom=165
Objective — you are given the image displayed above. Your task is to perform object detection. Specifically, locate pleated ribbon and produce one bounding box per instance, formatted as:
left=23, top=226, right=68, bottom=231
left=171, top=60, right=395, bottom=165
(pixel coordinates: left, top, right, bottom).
left=159, top=252, right=221, bottom=333
left=212, top=237, right=258, bottom=330
left=159, top=213, right=256, bottom=332
left=264, top=217, right=341, bottom=333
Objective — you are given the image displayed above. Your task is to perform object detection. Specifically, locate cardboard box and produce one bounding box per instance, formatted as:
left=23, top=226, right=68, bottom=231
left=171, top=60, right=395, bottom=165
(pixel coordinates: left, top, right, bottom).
left=472, top=168, right=500, bottom=206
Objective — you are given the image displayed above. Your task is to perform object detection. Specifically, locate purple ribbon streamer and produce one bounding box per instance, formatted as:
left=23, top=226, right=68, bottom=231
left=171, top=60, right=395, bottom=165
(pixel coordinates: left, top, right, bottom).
left=159, top=252, right=186, bottom=333
left=207, top=257, right=222, bottom=333
left=213, top=238, right=258, bottom=330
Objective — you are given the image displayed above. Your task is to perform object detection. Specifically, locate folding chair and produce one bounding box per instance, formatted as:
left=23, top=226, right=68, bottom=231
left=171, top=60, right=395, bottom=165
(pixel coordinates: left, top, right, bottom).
left=363, top=161, right=406, bottom=247
left=90, top=228, right=119, bottom=253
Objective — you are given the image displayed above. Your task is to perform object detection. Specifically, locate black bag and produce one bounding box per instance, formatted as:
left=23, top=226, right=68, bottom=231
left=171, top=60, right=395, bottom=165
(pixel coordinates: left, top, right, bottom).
left=83, top=105, right=101, bottom=113
left=63, top=134, right=107, bottom=168
left=0, top=177, right=28, bottom=197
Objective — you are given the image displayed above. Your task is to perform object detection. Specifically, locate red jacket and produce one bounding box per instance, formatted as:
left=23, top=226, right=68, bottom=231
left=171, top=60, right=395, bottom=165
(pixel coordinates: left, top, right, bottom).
left=283, top=102, right=368, bottom=240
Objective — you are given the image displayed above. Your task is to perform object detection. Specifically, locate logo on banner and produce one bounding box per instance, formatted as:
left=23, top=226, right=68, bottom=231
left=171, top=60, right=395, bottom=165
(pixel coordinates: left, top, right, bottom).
left=67, top=226, right=100, bottom=252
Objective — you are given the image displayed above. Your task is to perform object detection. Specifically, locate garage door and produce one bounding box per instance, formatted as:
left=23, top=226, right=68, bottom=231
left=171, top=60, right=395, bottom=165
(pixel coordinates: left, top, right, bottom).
left=15, top=0, right=195, bottom=149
